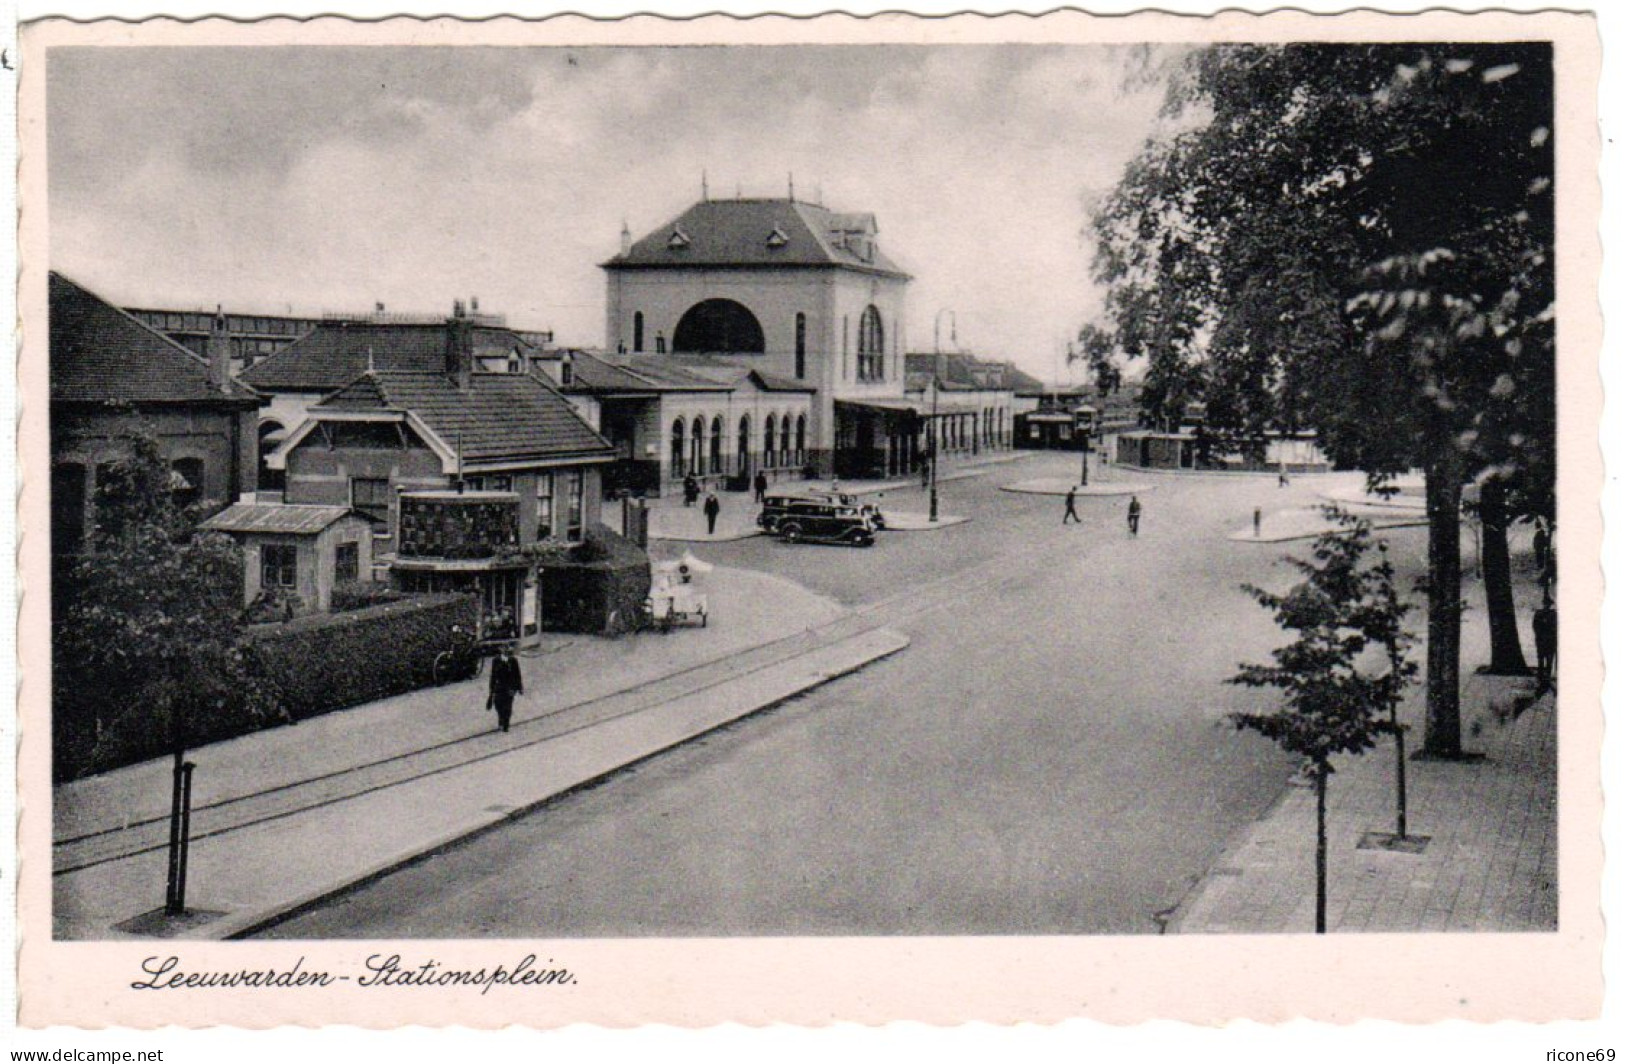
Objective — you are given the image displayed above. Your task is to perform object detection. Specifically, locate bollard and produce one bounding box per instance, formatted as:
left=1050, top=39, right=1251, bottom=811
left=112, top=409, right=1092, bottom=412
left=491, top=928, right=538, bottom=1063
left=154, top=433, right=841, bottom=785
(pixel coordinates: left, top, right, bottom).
left=177, top=761, right=196, bottom=911
left=1253, top=507, right=1262, bottom=538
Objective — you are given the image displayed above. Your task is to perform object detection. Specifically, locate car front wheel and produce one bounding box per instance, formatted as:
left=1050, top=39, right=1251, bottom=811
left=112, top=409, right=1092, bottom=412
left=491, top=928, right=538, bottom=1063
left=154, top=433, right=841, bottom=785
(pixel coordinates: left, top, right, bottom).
left=780, top=523, right=803, bottom=544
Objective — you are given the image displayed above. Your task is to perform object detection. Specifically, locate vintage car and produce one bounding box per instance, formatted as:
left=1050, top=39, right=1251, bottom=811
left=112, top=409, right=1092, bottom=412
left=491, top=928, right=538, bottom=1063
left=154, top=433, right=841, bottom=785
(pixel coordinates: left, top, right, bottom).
left=759, top=495, right=877, bottom=547
left=758, top=491, right=884, bottom=534
left=802, top=489, right=886, bottom=530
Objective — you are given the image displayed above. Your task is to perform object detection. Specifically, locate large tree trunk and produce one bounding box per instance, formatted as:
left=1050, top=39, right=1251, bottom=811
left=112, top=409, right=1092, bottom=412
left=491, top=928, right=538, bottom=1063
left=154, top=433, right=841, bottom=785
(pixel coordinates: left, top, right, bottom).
left=1478, top=477, right=1531, bottom=675
left=1423, top=447, right=1465, bottom=758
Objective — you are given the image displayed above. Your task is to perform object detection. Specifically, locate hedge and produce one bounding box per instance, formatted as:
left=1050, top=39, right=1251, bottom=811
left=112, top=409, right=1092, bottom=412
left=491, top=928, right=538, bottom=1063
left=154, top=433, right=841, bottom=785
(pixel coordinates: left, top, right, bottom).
left=540, top=524, right=651, bottom=634
left=243, top=592, right=480, bottom=721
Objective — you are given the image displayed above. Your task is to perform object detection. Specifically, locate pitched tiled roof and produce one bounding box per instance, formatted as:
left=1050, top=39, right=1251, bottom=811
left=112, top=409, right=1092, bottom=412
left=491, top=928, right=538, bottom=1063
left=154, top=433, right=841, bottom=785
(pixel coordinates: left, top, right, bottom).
left=49, top=271, right=261, bottom=406
left=661, top=354, right=816, bottom=394
left=558, top=350, right=672, bottom=394
left=317, top=370, right=614, bottom=466
left=616, top=356, right=733, bottom=391
left=605, top=199, right=910, bottom=278
left=242, top=321, right=537, bottom=392
left=201, top=502, right=373, bottom=535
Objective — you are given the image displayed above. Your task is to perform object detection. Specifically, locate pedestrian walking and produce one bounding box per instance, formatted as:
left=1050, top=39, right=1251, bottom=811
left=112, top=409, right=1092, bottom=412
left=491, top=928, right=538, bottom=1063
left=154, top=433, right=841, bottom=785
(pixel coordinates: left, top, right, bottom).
left=1278, top=470, right=1290, bottom=488
left=682, top=472, right=699, bottom=507
left=487, top=643, right=524, bottom=733
left=1533, top=518, right=1551, bottom=573
left=753, top=470, right=769, bottom=504
left=1253, top=506, right=1262, bottom=538
left=1127, top=495, right=1142, bottom=536
left=1533, top=594, right=1557, bottom=692
left=1062, top=485, right=1080, bottom=525
left=703, top=492, right=721, bottom=536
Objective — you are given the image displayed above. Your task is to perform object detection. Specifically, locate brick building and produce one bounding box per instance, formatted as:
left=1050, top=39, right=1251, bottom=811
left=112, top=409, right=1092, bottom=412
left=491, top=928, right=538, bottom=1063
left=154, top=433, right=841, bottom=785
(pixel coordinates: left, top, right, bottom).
left=267, top=323, right=618, bottom=638
left=239, top=308, right=542, bottom=493
left=49, top=272, right=264, bottom=558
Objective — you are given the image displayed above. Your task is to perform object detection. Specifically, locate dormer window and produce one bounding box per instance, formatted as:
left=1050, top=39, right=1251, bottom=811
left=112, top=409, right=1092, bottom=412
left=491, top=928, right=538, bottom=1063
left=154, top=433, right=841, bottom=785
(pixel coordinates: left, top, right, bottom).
left=766, top=226, right=789, bottom=249
left=667, top=227, right=691, bottom=250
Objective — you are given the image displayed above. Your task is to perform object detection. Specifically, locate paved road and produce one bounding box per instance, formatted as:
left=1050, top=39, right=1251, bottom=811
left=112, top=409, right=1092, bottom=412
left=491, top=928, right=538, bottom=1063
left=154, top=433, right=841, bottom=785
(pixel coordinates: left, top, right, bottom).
left=265, top=455, right=1362, bottom=937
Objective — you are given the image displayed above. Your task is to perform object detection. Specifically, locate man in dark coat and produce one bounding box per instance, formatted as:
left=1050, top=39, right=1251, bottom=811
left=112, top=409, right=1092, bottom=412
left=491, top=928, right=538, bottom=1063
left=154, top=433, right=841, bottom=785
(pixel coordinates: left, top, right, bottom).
left=683, top=472, right=699, bottom=507
left=1127, top=495, right=1142, bottom=536
left=753, top=470, right=769, bottom=503
left=703, top=492, right=722, bottom=535
left=1533, top=594, right=1557, bottom=693
left=487, top=644, right=524, bottom=733
left=1063, top=486, right=1080, bottom=525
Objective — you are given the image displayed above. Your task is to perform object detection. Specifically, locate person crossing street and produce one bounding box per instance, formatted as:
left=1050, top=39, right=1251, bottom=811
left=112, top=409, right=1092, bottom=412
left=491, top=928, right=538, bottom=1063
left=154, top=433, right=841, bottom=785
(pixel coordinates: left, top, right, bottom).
left=1063, top=485, right=1081, bottom=525
left=487, top=643, right=524, bottom=733
left=1127, top=495, right=1142, bottom=536
left=703, top=491, right=722, bottom=536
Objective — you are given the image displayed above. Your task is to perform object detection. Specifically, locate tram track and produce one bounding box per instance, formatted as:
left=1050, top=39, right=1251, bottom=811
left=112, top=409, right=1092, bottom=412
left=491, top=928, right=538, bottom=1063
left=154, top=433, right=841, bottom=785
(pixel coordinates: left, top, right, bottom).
left=53, top=516, right=1072, bottom=878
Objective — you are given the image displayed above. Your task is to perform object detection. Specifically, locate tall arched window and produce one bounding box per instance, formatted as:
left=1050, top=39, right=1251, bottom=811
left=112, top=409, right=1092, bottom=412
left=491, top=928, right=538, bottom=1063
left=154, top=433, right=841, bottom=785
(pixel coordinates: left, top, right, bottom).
left=795, top=414, right=807, bottom=465
left=857, top=305, right=884, bottom=381
left=779, top=414, right=792, bottom=465
left=671, top=418, right=686, bottom=478
left=691, top=416, right=705, bottom=473
left=709, top=416, right=723, bottom=475
left=737, top=414, right=751, bottom=475
left=673, top=298, right=766, bottom=354
left=763, top=414, right=777, bottom=468
left=633, top=312, right=645, bottom=353
left=794, top=313, right=807, bottom=379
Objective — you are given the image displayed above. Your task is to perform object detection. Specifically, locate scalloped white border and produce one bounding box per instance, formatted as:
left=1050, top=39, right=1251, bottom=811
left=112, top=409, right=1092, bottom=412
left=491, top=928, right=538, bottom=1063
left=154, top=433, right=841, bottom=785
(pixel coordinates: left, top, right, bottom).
left=5, top=0, right=1614, bottom=1052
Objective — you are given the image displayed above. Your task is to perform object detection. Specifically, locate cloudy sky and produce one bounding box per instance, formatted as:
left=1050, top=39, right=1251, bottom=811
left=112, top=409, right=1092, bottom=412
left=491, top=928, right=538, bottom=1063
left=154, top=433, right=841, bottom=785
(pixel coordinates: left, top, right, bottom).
left=48, top=45, right=1179, bottom=380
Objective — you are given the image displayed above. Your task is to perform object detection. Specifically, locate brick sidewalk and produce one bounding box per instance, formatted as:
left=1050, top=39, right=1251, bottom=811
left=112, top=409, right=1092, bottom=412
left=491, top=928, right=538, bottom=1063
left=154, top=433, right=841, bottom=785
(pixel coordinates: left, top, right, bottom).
left=1171, top=665, right=1557, bottom=933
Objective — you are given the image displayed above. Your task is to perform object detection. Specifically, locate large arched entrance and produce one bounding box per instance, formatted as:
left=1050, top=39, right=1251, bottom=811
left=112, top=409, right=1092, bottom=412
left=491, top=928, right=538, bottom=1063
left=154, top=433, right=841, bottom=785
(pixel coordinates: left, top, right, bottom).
left=673, top=299, right=766, bottom=354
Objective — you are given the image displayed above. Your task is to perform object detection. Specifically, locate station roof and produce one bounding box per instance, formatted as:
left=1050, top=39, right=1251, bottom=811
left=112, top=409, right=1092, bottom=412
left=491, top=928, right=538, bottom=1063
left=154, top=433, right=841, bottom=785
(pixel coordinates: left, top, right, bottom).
left=604, top=198, right=910, bottom=279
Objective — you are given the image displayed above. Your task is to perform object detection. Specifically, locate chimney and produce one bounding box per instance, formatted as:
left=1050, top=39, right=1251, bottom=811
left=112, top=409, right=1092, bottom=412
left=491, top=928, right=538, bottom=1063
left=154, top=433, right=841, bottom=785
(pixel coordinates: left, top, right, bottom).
left=620, top=220, right=632, bottom=257
left=471, top=295, right=480, bottom=314
left=207, top=305, right=233, bottom=392
left=446, top=301, right=474, bottom=390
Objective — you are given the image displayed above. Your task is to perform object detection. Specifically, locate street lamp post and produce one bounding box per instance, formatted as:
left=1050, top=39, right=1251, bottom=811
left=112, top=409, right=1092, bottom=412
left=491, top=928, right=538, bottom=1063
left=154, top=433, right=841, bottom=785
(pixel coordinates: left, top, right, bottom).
left=928, top=375, right=939, bottom=523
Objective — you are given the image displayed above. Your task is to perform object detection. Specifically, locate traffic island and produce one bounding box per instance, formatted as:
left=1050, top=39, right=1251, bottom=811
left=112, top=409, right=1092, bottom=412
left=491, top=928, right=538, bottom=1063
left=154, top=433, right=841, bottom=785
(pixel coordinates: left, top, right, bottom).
left=1001, top=477, right=1156, bottom=497
left=880, top=510, right=970, bottom=530
left=1226, top=506, right=1426, bottom=543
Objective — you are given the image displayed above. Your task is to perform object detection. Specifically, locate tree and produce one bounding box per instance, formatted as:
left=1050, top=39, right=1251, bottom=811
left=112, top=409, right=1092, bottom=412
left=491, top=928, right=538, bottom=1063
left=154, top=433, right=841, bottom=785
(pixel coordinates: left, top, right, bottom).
left=1074, top=323, right=1123, bottom=399
left=1229, top=510, right=1416, bottom=932
left=52, top=432, right=272, bottom=780
left=1093, top=43, right=1555, bottom=756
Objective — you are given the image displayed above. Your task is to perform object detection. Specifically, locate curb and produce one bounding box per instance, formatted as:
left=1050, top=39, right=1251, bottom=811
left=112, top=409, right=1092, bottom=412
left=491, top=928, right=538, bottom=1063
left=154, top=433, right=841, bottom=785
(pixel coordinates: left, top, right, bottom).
left=190, top=626, right=910, bottom=940
left=1225, top=517, right=1429, bottom=544
left=1000, top=479, right=1156, bottom=497
left=649, top=529, right=763, bottom=543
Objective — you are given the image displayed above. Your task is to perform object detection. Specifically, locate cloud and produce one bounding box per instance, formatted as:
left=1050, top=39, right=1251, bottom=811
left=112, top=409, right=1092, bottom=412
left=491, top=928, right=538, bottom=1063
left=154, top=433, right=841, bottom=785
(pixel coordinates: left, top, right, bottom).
left=48, top=44, right=1173, bottom=380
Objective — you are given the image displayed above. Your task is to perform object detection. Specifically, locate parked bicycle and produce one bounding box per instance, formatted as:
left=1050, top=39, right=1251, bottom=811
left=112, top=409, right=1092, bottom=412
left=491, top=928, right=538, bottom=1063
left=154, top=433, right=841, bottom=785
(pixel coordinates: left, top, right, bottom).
left=432, top=623, right=502, bottom=685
